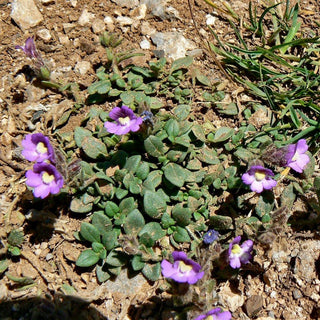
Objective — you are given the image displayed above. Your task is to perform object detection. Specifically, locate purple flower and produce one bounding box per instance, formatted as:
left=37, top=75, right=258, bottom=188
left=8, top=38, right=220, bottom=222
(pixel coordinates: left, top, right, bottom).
left=194, top=308, right=232, bottom=320
left=22, top=133, right=55, bottom=163
left=203, top=229, right=219, bottom=244
left=161, top=251, right=204, bottom=284
left=241, top=165, right=277, bottom=193
left=15, top=37, right=41, bottom=60
left=228, top=236, right=253, bottom=269
left=25, top=163, right=64, bottom=199
left=285, top=139, right=310, bottom=173
left=104, top=106, right=143, bottom=135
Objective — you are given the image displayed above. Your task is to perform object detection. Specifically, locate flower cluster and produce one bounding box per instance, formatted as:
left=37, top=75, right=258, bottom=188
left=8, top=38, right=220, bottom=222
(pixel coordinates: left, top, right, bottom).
left=242, top=139, right=310, bottom=193
left=22, top=133, right=64, bottom=199
left=160, top=236, right=254, bottom=317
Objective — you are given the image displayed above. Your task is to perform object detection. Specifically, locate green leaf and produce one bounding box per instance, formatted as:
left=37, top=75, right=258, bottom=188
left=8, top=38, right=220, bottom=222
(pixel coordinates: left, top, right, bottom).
left=104, top=201, right=119, bottom=217
left=81, top=136, right=108, bottom=159
left=131, top=255, right=145, bottom=271
left=143, top=170, right=163, bottom=191
left=173, top=226, right=191, bottom=243
left=92, top=242, right=105, bottom=253
left=143, top=190, right=167, bottom=218
left=172, top=204, right=192, bottom=226
left=139, top=222, right=166, bottom=242
left=124, top=155, right=142, bottom=173
left=192, top=124, right=206, bottom=141
left=106, top=250, right=127, bottom=267
left=196, top=147, right=219, bottom=164
left=161, top=212, right=176, bottom=229
left=96, top=263, right=111, bottom=282
left=92, top=211, right=112, bottom=235
left=144, top=135, right=167, bottom=157
left=163, top=163, right=186, bottom=187
left=142, top=262, right=161, bottom=281
left=136, top=162, right=150, bottom=180
left=74, top=127, right=92, bottom=148
left=80, top=222, right=101, bottom=243
left=76, top=249, right=100, bottom=267
left=101, top=230, right=118, bottom=251
left=212, top=127, right=234, bottom=143
left=88, top=79, right=111, bottom=95
left=8, top=247, right=21, bottom=256
left=0, top=259, right=9, bottom=274
left=174, top=104, right=191, bottom=121
left=165, top=119, right=180, bottom=138
left=119, top=197, right=137, bottom=215
left=255, top=194, right=274, bottom=218
left=124, top=209, right=145, bottom=235
left=171, top=56, right=193, bottom=72
left=216, top=102, right=238, bottom=115
left=234, top=148, right=255, bottom=162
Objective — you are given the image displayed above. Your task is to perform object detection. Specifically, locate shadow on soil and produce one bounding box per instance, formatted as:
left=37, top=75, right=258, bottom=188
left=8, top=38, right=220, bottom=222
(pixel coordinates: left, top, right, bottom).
left=0, top=294, right=108, bottom=320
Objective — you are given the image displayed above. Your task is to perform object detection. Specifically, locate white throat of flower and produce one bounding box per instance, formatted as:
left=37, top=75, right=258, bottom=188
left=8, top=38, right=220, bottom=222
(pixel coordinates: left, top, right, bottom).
left=178, top=260, right=193, bottom=273
left=36, top=142, right=48, bottom=154
left=118, top=116, right=130, bottom=126
left=254, top=171, right=266, bottom=181
left=231, top=244, right=242, bottom=256
left=42, top=171, right=54, bottom=184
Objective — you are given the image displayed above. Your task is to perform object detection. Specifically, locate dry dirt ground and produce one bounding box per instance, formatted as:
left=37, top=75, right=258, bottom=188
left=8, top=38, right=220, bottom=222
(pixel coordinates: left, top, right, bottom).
left=1, top=0, right=320, bottom=319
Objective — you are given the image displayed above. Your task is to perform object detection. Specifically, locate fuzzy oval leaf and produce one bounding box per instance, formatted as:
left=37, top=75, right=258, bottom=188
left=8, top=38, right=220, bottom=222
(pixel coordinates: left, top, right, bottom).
left=165, top=119, right=180, bottom=138
left=174, top=104, right=191, bottom=120
left=81, top=136, right=108, bottom=159
left=75, top=192, right=93, bottom=210
left=142, top=262, right=161, bottom=281
left=196, top=147, right=219, bottom=164
left=163, top=163, right=186, bottom=187
left=104, top=201, right=119, bottom=217
left=76, top=249, right=100, bottom=267
left=80, top=222, right=101, bottom=243
left=131, top=255, right=145, bottom=271
left=172, top=204, right=192, bottom=226
left=136, top=162, right=150, bottom=180
left=139, top=222, right=166, bottom=241
left=119, top=197, right=137, bottom=215
left=74, top=127, right=93, bottom=148
left=171, top=56, right=193, bottom=72
left=212, top=127, right=234, bottom=143
left=143, top=191, right=167, bottom=218
left=123, top=155, right=142, bottom=173
left=143, top=170, right=163, bottom=191
left=106, top=250, right=127, bottom=267
left=124, top=209, right=145, bottom=235
left=92, top=211, right=112, bottom=235
left=173, top=226, right=191, bottom=243
left=144, top=136, right=167, bottom=157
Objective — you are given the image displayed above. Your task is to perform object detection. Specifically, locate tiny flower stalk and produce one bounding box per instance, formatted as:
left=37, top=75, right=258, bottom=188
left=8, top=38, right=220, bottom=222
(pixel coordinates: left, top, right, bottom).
left=15, top=37, right=82, bottom=103
left=15, top=37, right=51, bottom=81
